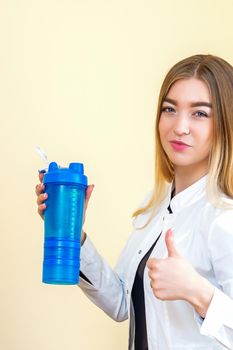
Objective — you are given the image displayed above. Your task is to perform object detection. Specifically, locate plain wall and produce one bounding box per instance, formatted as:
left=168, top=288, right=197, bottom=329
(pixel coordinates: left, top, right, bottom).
left=0, top=0, right=233, bottom=349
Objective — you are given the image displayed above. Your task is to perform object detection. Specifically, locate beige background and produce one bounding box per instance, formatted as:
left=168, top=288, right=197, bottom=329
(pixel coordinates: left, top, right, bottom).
left=0, top=0, right=232, bottom=349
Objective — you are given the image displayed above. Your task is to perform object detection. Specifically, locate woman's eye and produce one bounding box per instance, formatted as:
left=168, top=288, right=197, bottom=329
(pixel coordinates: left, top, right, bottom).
left=194, top=111, right=208, bottom=118
left=161, top=106, right=175, bottom=113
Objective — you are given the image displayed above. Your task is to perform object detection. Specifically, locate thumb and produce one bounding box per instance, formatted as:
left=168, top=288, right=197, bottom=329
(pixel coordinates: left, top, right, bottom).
left=83, top=185, right=95, bottom=225
left=84, top=184, right=95, bottom=210
left=165, top=229, right=180, bottom=258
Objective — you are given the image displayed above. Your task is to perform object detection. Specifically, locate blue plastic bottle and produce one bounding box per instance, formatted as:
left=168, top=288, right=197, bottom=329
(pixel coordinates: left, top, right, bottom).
left=42, top=162, right=88, bottom=285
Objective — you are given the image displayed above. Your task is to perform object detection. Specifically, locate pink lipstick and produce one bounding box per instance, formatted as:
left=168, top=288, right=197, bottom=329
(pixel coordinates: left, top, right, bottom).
left=169, top=140, right=191, bottom=151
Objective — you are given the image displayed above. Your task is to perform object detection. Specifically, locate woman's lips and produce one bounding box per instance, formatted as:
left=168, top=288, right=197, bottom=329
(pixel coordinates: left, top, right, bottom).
left=169, top=140, right=191, bottom=151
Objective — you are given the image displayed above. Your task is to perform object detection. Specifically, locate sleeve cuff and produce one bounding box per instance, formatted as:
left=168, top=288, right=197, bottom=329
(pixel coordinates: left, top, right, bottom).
left=194, top=287, right=232, bottom=336
left=79, top=236, right=108, bottom=288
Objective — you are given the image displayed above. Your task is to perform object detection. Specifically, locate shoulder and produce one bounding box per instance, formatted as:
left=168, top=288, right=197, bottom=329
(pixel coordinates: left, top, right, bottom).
left=201, top=192, right=233, bottom=225
left=132, top=185, right=172, bottom=228
left=131, top=191, right=153, bottom=227
left=204, top=197, right=233, bottom=259
left=131, top=189, right=169, bottom=229
left=198, top=192, right=233, bottom=238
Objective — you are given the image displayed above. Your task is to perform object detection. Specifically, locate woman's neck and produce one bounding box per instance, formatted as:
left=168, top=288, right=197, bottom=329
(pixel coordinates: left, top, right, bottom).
left=174, top=165, right=208, bottom=195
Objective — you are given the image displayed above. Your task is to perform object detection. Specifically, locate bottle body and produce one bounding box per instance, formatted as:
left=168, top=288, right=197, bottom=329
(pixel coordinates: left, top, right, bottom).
left=42, top=162, right=87, bottom=285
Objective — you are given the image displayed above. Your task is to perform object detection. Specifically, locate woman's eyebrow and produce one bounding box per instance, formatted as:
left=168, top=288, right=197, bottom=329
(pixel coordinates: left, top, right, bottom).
left=190, top=101, right=212, bottom=108
left=163, top=97, right=212, bottom=108
left=163, top=97, right=177, bottom=105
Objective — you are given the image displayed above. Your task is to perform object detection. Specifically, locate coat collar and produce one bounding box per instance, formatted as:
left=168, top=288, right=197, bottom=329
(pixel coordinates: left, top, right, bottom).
left=169, top=175, right=207, bottom=213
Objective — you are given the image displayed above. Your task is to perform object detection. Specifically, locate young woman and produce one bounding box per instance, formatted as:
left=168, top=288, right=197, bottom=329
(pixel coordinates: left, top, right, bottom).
left=36, top=54, right=233, bottom=349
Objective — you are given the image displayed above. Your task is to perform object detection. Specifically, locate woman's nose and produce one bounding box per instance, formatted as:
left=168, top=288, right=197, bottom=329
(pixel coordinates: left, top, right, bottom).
left=173, top=116, right=190, bottom=136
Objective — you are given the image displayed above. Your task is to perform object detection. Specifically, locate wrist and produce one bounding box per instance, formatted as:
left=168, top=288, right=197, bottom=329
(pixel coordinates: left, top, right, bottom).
left=189, top=276, right=214, bottom=318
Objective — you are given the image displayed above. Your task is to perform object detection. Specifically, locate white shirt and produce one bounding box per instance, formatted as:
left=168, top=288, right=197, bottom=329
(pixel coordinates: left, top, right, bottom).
left=79, top=176, right=233, bottom=349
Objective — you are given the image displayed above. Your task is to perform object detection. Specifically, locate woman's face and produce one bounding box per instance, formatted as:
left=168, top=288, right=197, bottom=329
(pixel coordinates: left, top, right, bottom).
left=158, top=77, right=213, bottom=175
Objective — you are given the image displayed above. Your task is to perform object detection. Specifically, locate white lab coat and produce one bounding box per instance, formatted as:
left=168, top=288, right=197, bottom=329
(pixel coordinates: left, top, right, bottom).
left=79, top=176, right=233, bottom=349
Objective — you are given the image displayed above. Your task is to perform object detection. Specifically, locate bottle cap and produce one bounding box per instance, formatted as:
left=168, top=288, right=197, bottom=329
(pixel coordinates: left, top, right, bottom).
left=44, top=162, right=88, bottom=186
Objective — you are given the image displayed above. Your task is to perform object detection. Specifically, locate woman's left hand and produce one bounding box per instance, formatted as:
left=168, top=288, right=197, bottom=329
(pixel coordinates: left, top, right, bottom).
left=147, top=229, right=215, bottom=317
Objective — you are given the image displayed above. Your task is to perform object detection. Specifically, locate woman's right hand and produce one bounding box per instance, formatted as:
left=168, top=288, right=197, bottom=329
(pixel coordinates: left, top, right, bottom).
left=35, top=173, right=95, bottom=240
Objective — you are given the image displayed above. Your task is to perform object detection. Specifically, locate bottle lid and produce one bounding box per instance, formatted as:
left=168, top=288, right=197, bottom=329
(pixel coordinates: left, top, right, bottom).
left=44, top=162, right=88, bottom=186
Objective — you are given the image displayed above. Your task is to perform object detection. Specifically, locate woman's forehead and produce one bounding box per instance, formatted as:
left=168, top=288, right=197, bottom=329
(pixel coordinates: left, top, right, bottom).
left=165, top=78, right=212, bottom=106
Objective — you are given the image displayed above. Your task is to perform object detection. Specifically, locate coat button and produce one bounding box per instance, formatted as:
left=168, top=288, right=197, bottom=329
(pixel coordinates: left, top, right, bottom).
left=138, top=250, right=142, bottom=254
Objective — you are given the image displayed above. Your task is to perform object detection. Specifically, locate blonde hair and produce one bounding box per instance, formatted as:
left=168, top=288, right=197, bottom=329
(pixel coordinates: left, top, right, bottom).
left=133, top=54, right=233, bottom=219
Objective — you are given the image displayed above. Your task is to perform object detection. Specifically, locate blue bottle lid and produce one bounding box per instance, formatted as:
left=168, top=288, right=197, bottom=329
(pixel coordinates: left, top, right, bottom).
left=44, top=162, right=88, bottom=186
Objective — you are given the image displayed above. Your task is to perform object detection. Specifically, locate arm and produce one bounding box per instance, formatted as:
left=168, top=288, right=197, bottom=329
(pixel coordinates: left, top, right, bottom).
left=195, top=210, right=233, bottom=349
left=78, top=236, right=128, bottom=322
left=78, top=191, right=153, bottom=322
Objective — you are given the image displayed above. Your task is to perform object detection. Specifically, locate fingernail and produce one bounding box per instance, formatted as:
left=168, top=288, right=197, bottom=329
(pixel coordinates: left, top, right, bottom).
left=38, top=169, right=46, bottom=174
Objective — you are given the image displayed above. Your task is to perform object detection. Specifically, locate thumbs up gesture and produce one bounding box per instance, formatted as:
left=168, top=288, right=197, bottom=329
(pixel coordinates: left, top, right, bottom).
left=147, top=229, right=214, bottom=316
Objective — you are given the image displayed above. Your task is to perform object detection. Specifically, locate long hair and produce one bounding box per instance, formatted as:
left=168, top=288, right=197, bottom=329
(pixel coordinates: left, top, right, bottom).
left=133, top=54, right=233, bottom=220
